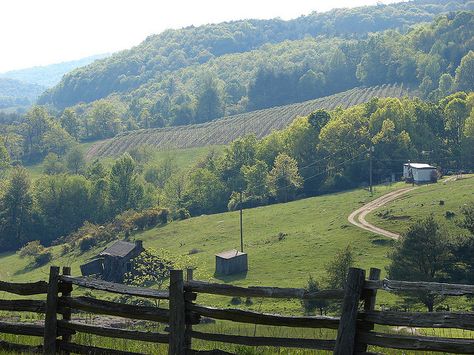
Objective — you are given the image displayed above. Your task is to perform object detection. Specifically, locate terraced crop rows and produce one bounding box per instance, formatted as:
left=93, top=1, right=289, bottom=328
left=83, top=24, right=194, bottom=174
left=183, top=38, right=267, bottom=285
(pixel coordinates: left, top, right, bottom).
left=87, top=84, right=414, bottom=158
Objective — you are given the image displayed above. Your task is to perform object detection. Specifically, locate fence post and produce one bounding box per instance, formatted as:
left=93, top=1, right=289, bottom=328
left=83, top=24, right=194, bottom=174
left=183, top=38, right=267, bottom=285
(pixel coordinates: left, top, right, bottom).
left=185, top=268, right=194, bottom=351
left=333, top=267, right=365, bottom=355
left=169, top=270, right=185, bottom=355
left=43, top=266, right=60, bottom=354
left=61, top=266, right=73, bottom=354
left=356, top=268, right=381, bottom=352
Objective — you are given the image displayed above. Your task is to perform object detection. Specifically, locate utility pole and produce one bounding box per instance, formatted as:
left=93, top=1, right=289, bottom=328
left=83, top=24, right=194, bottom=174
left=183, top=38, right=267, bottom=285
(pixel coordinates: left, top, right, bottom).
left=239, top=191, right=243, bottom=253
left=369, top=146, right=374, bottom=195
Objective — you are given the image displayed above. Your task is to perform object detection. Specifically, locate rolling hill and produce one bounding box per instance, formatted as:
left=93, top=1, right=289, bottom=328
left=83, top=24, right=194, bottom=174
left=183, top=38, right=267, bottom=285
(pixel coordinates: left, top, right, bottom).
left=87, top=83, right=413, bottom=158
left=0, top=78, right=46, bottom=112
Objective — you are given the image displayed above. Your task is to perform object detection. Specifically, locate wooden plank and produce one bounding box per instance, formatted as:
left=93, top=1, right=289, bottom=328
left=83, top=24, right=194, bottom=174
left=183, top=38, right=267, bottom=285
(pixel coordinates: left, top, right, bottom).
left=0, top=299, right=46, bottom=313
left=359, top=331, right=474, bottom=353
left=185, top=280, right=344, bottom=300
left=334, top=267, right=366, bottom=355
left=60, top=275, right=170, bottom=299
left=185, top=268, right=194, bottom=351
left=0, top=340, right=42, bottom=353
left=61, top=267, right=72, bottom=354
left=188, top=304, right=339, bottom=329
left=0, top=321, right=45, bottom=337
left=43, top=265, right=60, bottom=354
left=357, top=268, right=381, bottom=352
left=169, top=269, right=186, bottom=355
left=57, top=341, right=146, bottom=355
left=57, top=320, right=169, bottom=343
left=59, top=296, right=176, bottom=323
left=0, top=280, right=48, bottom=295
left=359, top=310, right=474, bottom=331
left=364, top=279, right=474, bottom=296
left=191, top=331, right=335, bottom=350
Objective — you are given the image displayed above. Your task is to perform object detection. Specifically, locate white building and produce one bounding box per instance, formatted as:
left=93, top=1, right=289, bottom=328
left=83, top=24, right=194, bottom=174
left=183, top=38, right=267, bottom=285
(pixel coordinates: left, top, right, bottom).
left=403, top=163, right=437, bottom=183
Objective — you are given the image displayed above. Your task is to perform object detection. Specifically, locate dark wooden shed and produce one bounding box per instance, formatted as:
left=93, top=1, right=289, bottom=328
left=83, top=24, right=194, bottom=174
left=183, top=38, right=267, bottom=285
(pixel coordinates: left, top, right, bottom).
left=80, top=240, right=144, bottom=282
left=215, top=249, right=248, bottom=276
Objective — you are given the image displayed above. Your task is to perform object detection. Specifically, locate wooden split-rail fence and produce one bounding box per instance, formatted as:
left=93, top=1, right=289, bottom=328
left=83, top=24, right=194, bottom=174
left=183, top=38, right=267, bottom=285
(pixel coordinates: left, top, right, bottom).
left=1, top=266, right=474, bottom=354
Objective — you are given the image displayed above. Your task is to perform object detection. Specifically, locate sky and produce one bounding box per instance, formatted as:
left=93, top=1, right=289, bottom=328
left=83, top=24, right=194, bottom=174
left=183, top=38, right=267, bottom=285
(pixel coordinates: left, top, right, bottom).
left=0, top=0, right=403, bottom=73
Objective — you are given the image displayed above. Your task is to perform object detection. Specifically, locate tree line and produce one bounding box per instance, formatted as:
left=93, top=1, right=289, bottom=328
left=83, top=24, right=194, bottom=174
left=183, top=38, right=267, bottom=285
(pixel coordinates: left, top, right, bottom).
left=1, top=91, right=473, bottom=253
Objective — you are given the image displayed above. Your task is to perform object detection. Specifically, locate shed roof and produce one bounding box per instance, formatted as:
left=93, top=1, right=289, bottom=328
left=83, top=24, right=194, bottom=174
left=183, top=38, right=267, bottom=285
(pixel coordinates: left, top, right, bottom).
left=404, top=163, right=436, bottom=169
left=100, top=240, right=137, bottom=258
left=216, top=249, right=246, bottom=260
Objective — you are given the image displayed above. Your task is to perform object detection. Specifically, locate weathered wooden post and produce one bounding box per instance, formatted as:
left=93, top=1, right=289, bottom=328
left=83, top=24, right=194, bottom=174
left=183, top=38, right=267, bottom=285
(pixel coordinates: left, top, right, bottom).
left=43, top=266, right=60, bottom=354
left=61, top=266, right=73, bottom=354
left=168, top=270, right=185, bottom=355
left=333, top=267, right=365, bottom=355
left=356, top=267, right=381, bottom=352
left=185, top=268, right=194, bottom=351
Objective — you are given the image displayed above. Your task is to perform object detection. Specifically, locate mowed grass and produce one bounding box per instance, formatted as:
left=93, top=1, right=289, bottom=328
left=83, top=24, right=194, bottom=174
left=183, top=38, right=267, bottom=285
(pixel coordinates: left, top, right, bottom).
left=0, top=183, right=404, bottom=312
left=366, top=175, right=474, bottom=236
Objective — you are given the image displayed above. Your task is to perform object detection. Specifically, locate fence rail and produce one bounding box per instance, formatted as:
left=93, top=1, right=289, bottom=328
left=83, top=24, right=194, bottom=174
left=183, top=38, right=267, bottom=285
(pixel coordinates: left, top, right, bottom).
left=1, top=266, right=474, bottom=354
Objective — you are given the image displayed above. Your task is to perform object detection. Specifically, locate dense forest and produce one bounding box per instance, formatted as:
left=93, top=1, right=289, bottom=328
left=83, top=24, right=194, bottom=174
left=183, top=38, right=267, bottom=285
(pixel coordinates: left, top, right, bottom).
left=1, top=91, right=473, bottom=252
left=37, top=1, right=474, bottom=138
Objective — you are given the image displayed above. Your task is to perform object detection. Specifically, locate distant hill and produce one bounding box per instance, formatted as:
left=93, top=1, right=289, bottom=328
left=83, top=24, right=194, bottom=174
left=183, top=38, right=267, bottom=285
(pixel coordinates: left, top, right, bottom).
left=38, top=1, right=473, bottom=134
left=0, top=78, right=46, bottom=112
left=87, top=83, right=413, bottom=157
left=0, top=53, right=109, bottom=88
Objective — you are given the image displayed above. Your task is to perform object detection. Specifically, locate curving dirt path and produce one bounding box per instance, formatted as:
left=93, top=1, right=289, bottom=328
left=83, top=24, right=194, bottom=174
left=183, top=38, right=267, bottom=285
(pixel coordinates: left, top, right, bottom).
left=348, top=187, right=417, bottom=240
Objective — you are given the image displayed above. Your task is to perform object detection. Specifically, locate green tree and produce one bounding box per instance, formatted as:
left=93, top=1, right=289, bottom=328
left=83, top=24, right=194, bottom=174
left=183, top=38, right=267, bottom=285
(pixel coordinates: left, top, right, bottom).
left=387, top=216, right=452, bottom=312
left=268, top=153, right=303, bottom=203
left=109, top=154, right=144, bottom=214
left=65, top=146, right=86, bottom=174
left=60, top=108, right=80, bottom=140
left=301, top=275, right=327, bottom=316
left=324, top=245, right=354, bottom=289
left=43, top=152, right=65, bottom=175
left=454, top=51, right=474, bottom=92
left=0, top=137, right=11, bottom=172
left=183, top=168, right=227, bottom=215
left=438, top=73, right=454, bottom=97
left=195, top=75, right=224, bottom=123
left=0, top=168, right=35, bottom=251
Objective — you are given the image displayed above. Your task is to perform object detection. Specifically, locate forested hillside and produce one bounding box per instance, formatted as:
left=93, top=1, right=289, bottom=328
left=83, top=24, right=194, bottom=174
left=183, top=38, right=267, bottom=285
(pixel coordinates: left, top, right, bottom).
left=38, top=1, right=474, bottom=138
left=0, top=78, right=46, bottom=112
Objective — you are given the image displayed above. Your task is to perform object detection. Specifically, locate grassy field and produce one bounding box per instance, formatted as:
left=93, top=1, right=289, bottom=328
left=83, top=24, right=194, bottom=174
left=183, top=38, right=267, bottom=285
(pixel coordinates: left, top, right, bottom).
left=366, top=175, right=474, bottom=236
left=1, top=178, right=474, bottom=354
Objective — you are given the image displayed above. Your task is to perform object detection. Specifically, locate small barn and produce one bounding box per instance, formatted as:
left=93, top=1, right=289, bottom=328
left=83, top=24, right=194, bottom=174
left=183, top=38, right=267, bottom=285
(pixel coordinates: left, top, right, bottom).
left=215, top=249, right=248, bottom=276
left=80, top=240, right=144, bottom=282
left=403, top=163, right=437, bottom=184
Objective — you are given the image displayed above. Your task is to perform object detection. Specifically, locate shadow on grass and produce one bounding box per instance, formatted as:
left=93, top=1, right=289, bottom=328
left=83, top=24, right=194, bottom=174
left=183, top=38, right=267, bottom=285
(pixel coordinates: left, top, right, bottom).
left=214, top=271, right=248, bottom=282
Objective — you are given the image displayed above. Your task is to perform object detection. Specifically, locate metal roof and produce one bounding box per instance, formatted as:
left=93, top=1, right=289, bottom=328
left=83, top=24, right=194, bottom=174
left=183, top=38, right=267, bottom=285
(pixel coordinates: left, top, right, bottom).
left=99, top=240, right=137, bottom=258
left=403, top=163, right=436, bottom=169
left=215, top=249, right=246, bottom=259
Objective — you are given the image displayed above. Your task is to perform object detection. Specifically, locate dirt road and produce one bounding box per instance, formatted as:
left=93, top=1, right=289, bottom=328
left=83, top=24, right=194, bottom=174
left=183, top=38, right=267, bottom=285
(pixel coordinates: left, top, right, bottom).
left=348, top=187, right=417, bottom=239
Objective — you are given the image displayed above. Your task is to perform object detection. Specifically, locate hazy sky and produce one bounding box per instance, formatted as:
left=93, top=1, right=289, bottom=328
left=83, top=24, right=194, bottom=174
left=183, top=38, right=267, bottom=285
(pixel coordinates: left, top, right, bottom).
left=0, top=0, right=403, bottom=73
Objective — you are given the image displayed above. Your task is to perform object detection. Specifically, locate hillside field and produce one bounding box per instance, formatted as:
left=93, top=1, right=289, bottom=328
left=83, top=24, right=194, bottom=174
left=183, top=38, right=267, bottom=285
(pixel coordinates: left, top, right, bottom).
left=87, top=84, right=412, bottom=158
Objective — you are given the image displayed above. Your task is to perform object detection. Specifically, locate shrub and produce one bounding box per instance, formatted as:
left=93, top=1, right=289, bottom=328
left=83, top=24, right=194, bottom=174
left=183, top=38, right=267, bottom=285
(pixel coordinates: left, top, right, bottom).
left=34, top=251, right=52, bottom=266
left=188, top=248, right=200, bottom=255
left=230, top=297, right=242, bottom=305
left=174, top=208, right=190, bottom=221
left=79, top=235, right=98, bottom=252
left=18, top=241, right=44, bottom=258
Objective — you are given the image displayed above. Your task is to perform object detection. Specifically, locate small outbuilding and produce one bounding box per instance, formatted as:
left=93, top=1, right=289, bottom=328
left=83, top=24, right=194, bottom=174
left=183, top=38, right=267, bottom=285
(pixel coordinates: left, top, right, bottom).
left=80, top=240, right=144, bottom=282
left=403, top=163, right=437, bottom=184
left=215, top=249, right=248, bottom=276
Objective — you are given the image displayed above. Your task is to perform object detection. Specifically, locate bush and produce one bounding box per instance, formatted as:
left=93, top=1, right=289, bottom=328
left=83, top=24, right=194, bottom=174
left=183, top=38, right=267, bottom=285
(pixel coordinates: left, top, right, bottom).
left=34, top=251, right=52, bottom=266
left=188, top=248, right=200, bottom=255
left=174, top=208, right=190, bottom=221
left=230, top=297, right=242, bottom=305
left=18, top=241, right=44, bottom=258
left=79, top=235, right=98, bottom=252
